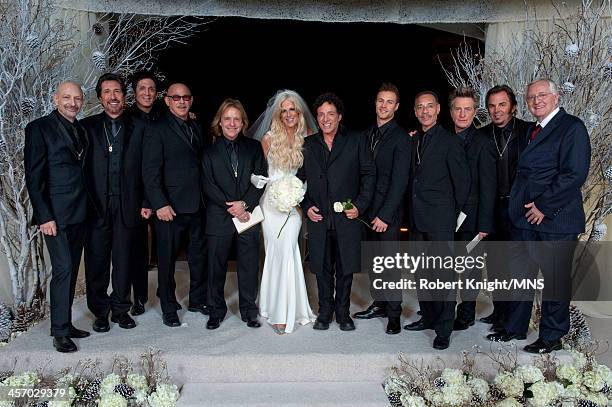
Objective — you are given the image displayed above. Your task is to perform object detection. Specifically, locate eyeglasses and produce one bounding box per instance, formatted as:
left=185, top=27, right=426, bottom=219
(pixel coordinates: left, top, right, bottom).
left=526, top=92, right=553, bottom=103
left=166, top=95, right=193, bottom=102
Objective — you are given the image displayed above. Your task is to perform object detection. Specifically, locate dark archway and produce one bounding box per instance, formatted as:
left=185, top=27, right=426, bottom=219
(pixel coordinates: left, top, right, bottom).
left=157, top=17, right=483, bottom=134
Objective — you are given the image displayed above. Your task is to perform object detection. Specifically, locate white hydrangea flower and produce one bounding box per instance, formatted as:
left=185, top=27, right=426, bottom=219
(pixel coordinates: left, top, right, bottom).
left=399, top=394, right=427, bottom=407
left=134, top=389, right=148, bottom=404
left=98, top=393, right=128, bottom=407
left=530, top=381, right=559, bottom=407
left=563, top=383, right=582, bottom=399
left=55, top=373, right=74, bottom=387
left=441, top=368, right=466, bottom=386
left=148, top=383, right=179, bottom=407
left=0, top=401, right=14, bottom=407
left=441, top=384, right=472, bottom=405
left=266, top=175, right=305, bottom=213
left=557, top=364, right=582, bottom=385
left=495, top=397, right=522, bottom=407
left=593, top=364, right=612, bottom=387
left=494, top=371, right=524, bottom=398
left=583, top=371, right=605, bottom=392
left=99, top=373, right=121, bottom=396
left=568, top=349, right=587, bottom=369
left=467, top=378, right=489, bottom=401
left=127, top=373, right=148, bottom=393
left=582, top=390, right=607, bottom=406
left=1, top=372, right=40, bottom=387
left=514, top=365, right=544, bottom=384
left=423, top=388, right=444, bottom=406
left=49, top=400, right=72, bottom=407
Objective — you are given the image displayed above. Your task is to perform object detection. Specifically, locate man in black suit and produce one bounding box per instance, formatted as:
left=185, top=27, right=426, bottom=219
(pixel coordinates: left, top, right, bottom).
left=143, top=82, right=208, bottom=327
left=127, top=70, right=161, bottom=315
left=25, top=81, right=90, bottom=352
left=479, top=85, right=532, bottom=332
left=448, top=87, right=497, bottom=330
left=403, top=91, right=469, bottom=350
left=299, top=93, right=376, bottom=332
left=488, top=79, right=590, bottom=353
left=352, top=83, right=411, bottom=335
left=201, top=99, right=266, bottom=330
left=82, top=73, right=151, bottom=333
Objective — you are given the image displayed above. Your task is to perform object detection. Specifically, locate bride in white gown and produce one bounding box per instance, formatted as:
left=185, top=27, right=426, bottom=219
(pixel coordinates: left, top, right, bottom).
left=253, top=90, right=318, bottom=334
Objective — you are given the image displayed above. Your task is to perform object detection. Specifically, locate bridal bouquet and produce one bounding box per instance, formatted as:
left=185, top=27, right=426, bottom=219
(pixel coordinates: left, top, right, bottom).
left=266, top=175, right=305, bottom=238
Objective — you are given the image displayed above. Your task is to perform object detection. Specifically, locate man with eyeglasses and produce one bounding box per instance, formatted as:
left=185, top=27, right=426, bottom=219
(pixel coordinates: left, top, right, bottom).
left=495, top=79, right=590, bottom=353
left=143, top=82, right=208, bottom=327
left=25, top=81, right=91, bottom=353
left=82, top=73, right=151, bottom=334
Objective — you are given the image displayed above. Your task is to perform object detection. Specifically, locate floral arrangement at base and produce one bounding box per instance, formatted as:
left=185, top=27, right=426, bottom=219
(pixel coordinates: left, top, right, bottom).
left=0, top=348, right=179, bottom=406
left=384, top=343, right=612, bottom=407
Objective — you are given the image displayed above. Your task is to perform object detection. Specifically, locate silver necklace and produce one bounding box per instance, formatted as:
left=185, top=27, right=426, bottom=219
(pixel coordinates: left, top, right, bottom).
left=492, top=118, right=514, bottom=158
left=103, top=122, right=122, bottom=153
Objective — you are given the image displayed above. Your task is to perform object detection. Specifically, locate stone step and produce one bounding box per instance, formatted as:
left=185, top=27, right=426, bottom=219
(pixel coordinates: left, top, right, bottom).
left=176, top=381, right=389, bottom=407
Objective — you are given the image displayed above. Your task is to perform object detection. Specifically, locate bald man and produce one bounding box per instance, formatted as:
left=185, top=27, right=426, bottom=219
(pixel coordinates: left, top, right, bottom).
left=142, top=82, right=208, bottom=327
left=25, top=81, right=91, bottom=353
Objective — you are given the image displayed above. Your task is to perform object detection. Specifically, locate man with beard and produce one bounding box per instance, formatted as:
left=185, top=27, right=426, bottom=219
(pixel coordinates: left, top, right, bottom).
left=403, top=90, right=469, bottom=350
left=352, top=83, right=411, bottom=335
left=143, top=82, right=208, bottom=327
left=448, top=87, right=496, bottom=331
left=82, top=73, right=151, bottom=332
left=479, top=85, right=532, bottom=333
left=25, top=81, right=90, bottom=352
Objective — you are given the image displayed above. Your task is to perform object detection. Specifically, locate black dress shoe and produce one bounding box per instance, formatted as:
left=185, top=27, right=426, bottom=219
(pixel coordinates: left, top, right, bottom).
left=69, top=325, right=90, bottom=339
left=162, top=312, right=181, bottom=327
left=490, top=323, right=505, bottom=333
left=353, top=304, right=387, bottom=319
left=338, top=318, right=355, bottom=331
left=453, top=319, right=475, bottom=331
left=479, top=312, right=498, bottom=324
left=53, top=336, right=77, bottom=353
left=403, top=318, right=432, bottom=331
left=111, top=313, right=136, bottom=329
left=206, top=317, right=221, bottom=330
left=386, top=318, right=401, bottom=335
left=92, top=316, right=110, bottom=333
left=486, top=331, right=527, bottom=342
left=524, top=338, right=562, bottom=354
left=433, top=335, right=450, bottom=350
left=245, top=317, right=261, bottom=328
left=188, top=304, right=210, bottom=315
left=313, top=319, right=329, bottom=330
left=131, top=300, right=145, bottom=316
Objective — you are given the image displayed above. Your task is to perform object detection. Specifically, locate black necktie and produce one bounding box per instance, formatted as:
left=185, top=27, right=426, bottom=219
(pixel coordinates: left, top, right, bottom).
left=110, top=120, right=120, bottom=140
left=370, top=127, right=382, bottom=152
left=229, top=141, right=238, bottom=177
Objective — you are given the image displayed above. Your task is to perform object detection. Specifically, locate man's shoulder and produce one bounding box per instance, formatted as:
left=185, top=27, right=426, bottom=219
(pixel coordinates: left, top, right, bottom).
left=26, top=112, right=56, bottom=131
left=81, top=112, right=104, bottom=127
left=241, top=135, right=262, bottom=149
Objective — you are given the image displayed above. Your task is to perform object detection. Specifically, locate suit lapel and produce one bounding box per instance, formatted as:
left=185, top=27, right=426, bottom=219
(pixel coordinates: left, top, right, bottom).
left=523, top=109, right=565, bottom=154
left=327, top=130, right=348, bottom=167
left=310, top=134, right=327, bottom=172
left=166, top=114, right=196, bottom=153
left=373, top=122, right=395, bottom=160
left=51, top=112, right=78, bottom=158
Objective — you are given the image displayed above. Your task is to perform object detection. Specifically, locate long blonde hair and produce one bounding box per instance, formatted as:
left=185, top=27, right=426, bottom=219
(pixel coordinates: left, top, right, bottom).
left=267, top=91, right=308, bottom=170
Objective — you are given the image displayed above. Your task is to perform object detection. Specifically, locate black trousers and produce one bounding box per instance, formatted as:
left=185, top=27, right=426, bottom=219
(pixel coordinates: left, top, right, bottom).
left=368, top=226, right=403, bottom=318
left=454, top=230, right=483, bottom=323
left=44, top=222, right=86, bottom=336
left=505, top=227, right=576, bottom=341
left=409, top=230, right=456, bottom=338
left=207, top=227, right=260, bottom=320
left=156, top=212, right=207, bottom=315
left=85, top=196, right=147, bottom=317
left=316, top=230, right=354, bottom=323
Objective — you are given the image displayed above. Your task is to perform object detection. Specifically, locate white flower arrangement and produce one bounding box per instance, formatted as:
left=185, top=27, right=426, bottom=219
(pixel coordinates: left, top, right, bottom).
left=514, top=365, right=544, bottom=384
left=98, top=393, right=128, bottom=407
left=266, top=174, right=305, bottom=238
left=148, top=383, right=180, bottom=407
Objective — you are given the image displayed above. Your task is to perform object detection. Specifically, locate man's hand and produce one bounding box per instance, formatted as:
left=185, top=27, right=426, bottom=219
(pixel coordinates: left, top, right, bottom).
left=141, top=208, right=152, bottom=219
left=344, top=206, right=359, bottom=220
left=157, top=205, right=176, bottom=222
left=478, top=232, right=488, bottom=239
left=307, top=206, right=323, bottom=222
left=40, top=220, right=57, bottom=236
left=226, top=201, right=246, bottom=218
left=371, top=217, right=388, bottom=233
left=524, top=202, right=545, bottom=225
left=237, top=212, right=251, bottom=223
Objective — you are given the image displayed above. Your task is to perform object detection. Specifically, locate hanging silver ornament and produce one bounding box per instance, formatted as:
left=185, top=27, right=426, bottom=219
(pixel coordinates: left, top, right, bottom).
left=20, top=98, right=35, bottom=116
left=602, top=62, right=612, bottom=80
left=92, top=22, right=104, bottom=35
left=561, top=81, right=575, bottom=94
left=590, top=223, right=607, bottom=241
left=25, top=34, right=39, bottom=50
left=588, top=112, right=601, bottom=130
left=564, top=43, right=579, bottom=58
left=604, top=166, right=612, bottom=181
left=91, top=51, right=107, bottom=71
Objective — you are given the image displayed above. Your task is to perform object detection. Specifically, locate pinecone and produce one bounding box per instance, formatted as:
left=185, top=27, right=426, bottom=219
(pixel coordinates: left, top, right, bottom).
left=564, top=304, right=592, bottom=348
left=25, top=33, right=40, bottom=49
left=602, top=384, right=610, bottom=395
left=114, top=383, right=135, bottom=399
left=577, top=399, right=600, bottom=407
left=92, top=22, right=104, bottom=35
left=91, top=51, right=107, bottom=71
left=433, top=377, right=446, bottom=388
left=12, top=303, right=36, bottom=332
left=0, top=370, right=13, bottom=383
left=0, top=303, right=12, bottom=342
left=77, top=378, right=100, bottom=403
left=21, top=98, right=36, bottom=116
left=31, top=401, right=49, bottom=407
left=604, top=166, right=612, bottom=181
left=386, top=392, right=402, bottom=407
left=489, top=386, right=504, bottom=401
left=603, top=62, right=612, bottom=81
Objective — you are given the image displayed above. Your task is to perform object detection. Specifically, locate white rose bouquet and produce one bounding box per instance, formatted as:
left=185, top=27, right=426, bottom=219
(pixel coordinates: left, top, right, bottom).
left=266, top=175, right=306, bottom=238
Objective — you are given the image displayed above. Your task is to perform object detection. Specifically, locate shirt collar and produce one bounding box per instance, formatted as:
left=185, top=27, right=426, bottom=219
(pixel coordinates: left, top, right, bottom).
left=537, top=107, right=560, bottom=128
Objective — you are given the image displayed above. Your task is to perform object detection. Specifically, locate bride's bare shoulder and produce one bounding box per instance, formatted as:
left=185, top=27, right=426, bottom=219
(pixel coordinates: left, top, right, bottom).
left=261, top=132, right=272, bottom=156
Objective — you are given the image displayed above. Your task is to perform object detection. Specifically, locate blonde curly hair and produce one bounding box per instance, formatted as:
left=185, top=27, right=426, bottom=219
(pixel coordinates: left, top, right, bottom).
left=266, top=90, right=309, bottom=170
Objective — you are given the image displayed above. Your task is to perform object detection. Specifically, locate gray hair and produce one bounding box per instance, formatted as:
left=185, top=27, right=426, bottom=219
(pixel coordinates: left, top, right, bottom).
left=527, top=78, right=559, bottom=94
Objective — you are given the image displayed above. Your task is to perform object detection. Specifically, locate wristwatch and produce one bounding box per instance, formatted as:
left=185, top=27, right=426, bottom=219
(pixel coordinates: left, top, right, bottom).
left=241, top=201, right=248, bottom=210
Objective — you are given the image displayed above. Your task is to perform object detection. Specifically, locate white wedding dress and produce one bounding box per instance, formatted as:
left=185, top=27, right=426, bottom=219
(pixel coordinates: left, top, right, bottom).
left=258, top=159, right=316, bottom=333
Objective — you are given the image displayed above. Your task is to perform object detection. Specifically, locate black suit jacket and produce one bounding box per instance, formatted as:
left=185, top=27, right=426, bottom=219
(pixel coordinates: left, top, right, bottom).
left=299, top=126, right=376, bottom=275
left=457, top=125, right=497, bottom=234
left=82, top=112, right=149, bottom=228
left=509, top=108, right=591, bottom=234
left=409, top=124, right=470, bottom=233
left=366, top=120, right=412, bottom=226
left=143, top=111, right=205, bottom=214
left=201, top=134, right=266, bottom=236
left=25, top=111, right=89, bottom=227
